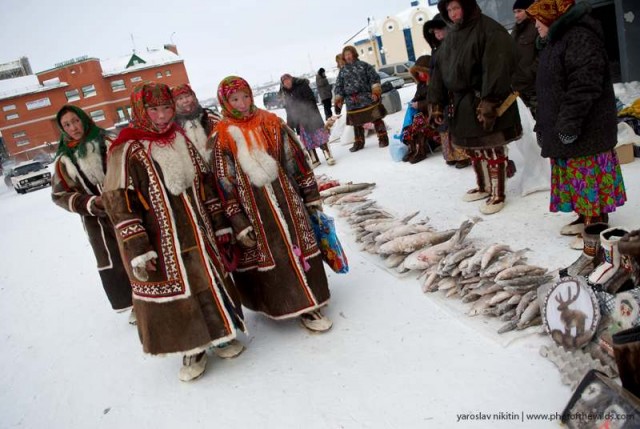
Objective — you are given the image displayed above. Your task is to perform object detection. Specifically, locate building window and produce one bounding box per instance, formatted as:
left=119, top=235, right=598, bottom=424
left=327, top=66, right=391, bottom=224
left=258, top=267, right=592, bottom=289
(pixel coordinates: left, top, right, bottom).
left=26, top=97, right=51, bottom=110
left=116, top=107, right=126, bottom=121
left=90, top=110, right=105, bottom=122
left=82, top=84, right=97, bottom=98
left=156, top=72, right=162, bottom=78
left=368, top=46, right=373, bottom=52
left=65, top=89, right=80, bottom=102
left=165, top=70, right=171, bottom=77
left=16, top=139, right=30, bottom=147
left=130, top=76, right=142, bottom=83
left=126, top=106, right=132, bottom=117
left=111, top=80, right=126, bottom=92
left=415, top=14, right=426, bottom=23
left=2, top=104, right=16, bottom=112
left=6, top=113, right=19, bottom=120
left=13, top=131, right=27, bottom=139
left=386, top=22, right=395, bottom=32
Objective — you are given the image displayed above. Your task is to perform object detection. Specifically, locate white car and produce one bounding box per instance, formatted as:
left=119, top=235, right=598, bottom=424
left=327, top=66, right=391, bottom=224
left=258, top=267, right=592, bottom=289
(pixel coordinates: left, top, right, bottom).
left=10, top=161, right=51, bottom=194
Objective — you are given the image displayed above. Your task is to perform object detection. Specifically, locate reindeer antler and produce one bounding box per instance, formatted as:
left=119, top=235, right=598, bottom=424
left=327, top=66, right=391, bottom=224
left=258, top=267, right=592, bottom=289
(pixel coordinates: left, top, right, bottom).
left=555, top=282, right=581, bottom=307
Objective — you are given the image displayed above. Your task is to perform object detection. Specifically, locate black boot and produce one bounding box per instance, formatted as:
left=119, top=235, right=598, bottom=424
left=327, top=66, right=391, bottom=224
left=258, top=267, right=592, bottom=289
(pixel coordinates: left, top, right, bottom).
left=612, top=326, right=640, bottom=399
left=402, top=141, right=416, bottom=162
left=350, top=126, right=365, bottom=152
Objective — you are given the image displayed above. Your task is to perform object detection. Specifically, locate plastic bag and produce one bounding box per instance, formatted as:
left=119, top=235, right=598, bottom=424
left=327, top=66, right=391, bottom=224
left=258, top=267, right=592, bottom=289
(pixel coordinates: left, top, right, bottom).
left=310, top=211, right=349, bottom=274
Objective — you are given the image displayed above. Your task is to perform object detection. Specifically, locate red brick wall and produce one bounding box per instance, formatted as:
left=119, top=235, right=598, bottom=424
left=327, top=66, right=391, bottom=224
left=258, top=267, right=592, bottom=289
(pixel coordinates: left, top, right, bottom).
left=0, top=59, right=190, bottom=160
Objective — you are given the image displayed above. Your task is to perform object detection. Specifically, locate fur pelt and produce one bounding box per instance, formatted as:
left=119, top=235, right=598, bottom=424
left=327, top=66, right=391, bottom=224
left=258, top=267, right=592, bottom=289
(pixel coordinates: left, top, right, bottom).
left=182, top=119, right=211, bottom=162
left=76, top=140, right=106, bottom=186
left=228, top=126, right=279, bottom=188
left=147, top=133, right=196, bottom=196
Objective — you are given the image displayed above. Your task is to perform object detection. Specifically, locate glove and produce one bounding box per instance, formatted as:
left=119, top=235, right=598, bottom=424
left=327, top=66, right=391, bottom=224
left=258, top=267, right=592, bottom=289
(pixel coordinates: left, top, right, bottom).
left=334, top=96, right=344, bottom=110
left=236, top=227, right=257, bottom=249
left=558, top=132, right=578, bottom=145
left=428, top=104, right=444, bottom=128
left=371, top=85, right=382, bottom=102
left=476, top=99, right=499, bottom=132
left=90, top=196, right=107, bottom=217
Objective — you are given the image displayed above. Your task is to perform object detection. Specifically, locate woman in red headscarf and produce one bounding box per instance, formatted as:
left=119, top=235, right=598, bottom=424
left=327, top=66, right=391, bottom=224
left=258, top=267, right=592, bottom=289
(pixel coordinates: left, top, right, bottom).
left=211, top=76, right=332, bottom=333
left=527, top=0, right=626, bottom=247
left=102, top=82, right=246, bottom=382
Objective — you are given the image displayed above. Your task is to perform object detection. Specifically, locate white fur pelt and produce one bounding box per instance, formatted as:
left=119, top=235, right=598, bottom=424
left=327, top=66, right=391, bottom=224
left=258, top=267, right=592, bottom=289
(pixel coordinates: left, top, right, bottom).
left=228, top=126, right=279, bottom=188
left=75, top=140, right=106, bottom=186
left=183, top=119, right=211, bottom=162
left=146, top=133, right=196, bottom=196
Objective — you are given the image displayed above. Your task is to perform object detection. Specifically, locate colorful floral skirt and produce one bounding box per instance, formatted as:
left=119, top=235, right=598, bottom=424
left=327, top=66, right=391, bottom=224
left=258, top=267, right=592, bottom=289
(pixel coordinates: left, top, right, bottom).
left=550, top=150, right=626, bottom=216
left=299, top=125, right=329, bottom=150
left=401, top=112, right=438, bottom=145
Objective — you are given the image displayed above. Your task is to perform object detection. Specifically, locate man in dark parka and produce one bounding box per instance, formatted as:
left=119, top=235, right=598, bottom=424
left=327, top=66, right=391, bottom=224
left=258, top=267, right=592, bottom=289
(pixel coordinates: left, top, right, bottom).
left=428, top=0, right=522, bottom=215
left=512, top=0, right=539, bottom=118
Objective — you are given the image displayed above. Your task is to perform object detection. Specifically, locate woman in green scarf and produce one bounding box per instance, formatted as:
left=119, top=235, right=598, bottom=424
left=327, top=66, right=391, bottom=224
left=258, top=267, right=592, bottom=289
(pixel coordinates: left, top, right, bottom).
left=51, top=105, right=134, bottom=318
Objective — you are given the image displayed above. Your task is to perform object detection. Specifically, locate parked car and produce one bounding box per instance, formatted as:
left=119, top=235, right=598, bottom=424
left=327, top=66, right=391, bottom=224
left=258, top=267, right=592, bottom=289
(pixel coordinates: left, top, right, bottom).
left=378, top=71, right=405, bottom=93
left=33, top=152, right=54, bottom=165
left=10, top=160, right=51, bottom=194
left=378, top=61, right=415, bottom=83
left=263, top=91, right=285, bottom=110
left=2, top=159, right=18, bottom=188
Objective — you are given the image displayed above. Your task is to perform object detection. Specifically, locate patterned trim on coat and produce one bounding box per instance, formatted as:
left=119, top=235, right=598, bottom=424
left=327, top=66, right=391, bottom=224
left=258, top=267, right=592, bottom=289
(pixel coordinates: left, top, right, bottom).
left=116, top=219, right=146, bottom=242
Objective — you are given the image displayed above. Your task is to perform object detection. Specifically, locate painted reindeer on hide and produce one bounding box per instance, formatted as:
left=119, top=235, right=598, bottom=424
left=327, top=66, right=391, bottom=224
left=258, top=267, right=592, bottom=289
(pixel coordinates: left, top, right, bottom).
left=556, top=282, right=588, bottom=347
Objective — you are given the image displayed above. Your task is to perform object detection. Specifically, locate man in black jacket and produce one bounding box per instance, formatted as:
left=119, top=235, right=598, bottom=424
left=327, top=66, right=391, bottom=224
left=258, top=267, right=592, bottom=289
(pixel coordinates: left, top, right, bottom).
left=512, top=0, right=539, bottom=118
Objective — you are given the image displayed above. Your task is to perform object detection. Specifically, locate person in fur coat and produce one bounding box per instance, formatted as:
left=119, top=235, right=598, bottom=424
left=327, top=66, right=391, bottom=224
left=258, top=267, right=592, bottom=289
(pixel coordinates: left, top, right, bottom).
left=103, top=83, right=246, bottom=382
left=334, top=45, right=389, bottom=152
left=171, top=83, right=221, bottom=162
left=428, top=0, right=522, bottom=215
left=212, top=76, right=333, bottom=333
left=51, top=105, right=134, bottom=319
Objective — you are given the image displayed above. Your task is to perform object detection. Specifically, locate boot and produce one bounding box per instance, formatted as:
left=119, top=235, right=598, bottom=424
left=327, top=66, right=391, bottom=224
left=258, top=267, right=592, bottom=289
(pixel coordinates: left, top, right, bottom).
left=409, top=138, right=427, bottom=164
left=462, top=152, right=490, bottom=202
left=479, top=155, right=506, bottom=215
left=378, top=134, right=389, bottom=148
left=179, top=351, right=207, bottom=382
left=402, top=141, right=416, bottom=162
left=308, top=149, right=321, bottom=168
left=128, top=308, right=137, bottom=325
left=374, top=119, right=389, bottom=147
left=588, top=227, right=629, bottom=287
left=350, top=126, right=365, bottom=152
left=212, top=339, right=246, bottom=359
left=560, top=222, right=609, bottom=277
left=300, top=309, right=333, bottom=332
left=321, top=145, right=336, bottom=166
left=612, top=326, right=640, bottom=398
left=560, top=215, right=585, bottom=236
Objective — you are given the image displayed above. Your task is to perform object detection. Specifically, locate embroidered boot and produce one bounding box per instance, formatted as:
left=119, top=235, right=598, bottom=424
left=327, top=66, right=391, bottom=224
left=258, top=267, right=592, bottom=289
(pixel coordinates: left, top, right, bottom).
left=179, top=351, right=208, bottom=382
left=402, top=141, right=416, bottom=162
left=300, top=309, right=333, bottom=333
left=409, top=137, right=428, bottom=164
left=612, top=326, right=640, bottom=398
left=479, top=155, right=506, bottom=215
left=588, top=227, right=629, bottom=287
left=350, top=126, right=365, bottom=152
left=560, top=222, right=609, bottom=277
left=374, top=119, right=389, bottom=148
left=212, top=339, right=246, bottom=359
left=320, top=144, right=336, bottom=166
left=308, top=149, right=321, bottom=168
left=462, top=151, right=491, bottom=202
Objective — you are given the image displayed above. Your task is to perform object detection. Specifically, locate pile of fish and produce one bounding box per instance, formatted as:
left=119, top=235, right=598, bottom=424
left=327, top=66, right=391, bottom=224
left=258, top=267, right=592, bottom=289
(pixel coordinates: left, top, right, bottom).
left=317, top=176, right=554, bottom=335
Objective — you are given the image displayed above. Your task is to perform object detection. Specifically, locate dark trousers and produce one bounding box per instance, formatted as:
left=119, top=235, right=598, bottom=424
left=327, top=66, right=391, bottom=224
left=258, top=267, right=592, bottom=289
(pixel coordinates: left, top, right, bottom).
left=322, top=99, right=332, bottom=120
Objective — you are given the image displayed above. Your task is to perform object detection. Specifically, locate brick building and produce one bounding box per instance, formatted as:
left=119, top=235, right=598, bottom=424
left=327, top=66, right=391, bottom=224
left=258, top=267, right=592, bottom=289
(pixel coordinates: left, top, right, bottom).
left=0, top=44, right=189, bottom=161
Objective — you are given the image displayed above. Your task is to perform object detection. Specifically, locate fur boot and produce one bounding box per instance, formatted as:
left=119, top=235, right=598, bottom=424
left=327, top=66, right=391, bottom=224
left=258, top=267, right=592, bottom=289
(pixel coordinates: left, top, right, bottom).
left=479, top=150, right=507, bottom=215
left=350, top=126, right=365, bottom=152
left=560, top=223, right=609, bottom=277
left=409, top=137, right=428, bottom=164
left=374, top=119, right=388, bottom=148
left=321, top=144, right=335, bottom=166
left=402, top=141, right=416, bottom=162
left=462, top=151, right=490, bottom=202
left=612, top=326, right=640, bottom=398
left=588, top=227, right=629, bottom=288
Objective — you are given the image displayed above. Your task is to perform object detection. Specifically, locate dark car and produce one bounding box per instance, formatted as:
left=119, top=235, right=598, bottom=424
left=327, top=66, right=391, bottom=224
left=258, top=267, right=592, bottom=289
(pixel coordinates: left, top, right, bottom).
left=378, top=71, right=405, bottom=93
left=263, top=91, right=284, bottom=110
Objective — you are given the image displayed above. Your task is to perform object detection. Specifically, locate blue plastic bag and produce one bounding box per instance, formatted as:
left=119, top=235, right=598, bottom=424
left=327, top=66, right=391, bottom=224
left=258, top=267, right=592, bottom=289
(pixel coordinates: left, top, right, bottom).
left=310, top=212, right=349, bottom=274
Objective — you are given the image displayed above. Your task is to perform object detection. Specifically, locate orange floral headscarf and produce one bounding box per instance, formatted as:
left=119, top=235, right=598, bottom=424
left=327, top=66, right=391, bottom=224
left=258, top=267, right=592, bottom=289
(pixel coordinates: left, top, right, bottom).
left=526, top=0, right=575, bottom=27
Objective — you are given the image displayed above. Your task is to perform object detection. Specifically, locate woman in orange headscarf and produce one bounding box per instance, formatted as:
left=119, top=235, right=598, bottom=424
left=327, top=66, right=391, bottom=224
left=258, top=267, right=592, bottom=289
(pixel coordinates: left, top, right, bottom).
left=212, top=76, right=333, bottom=333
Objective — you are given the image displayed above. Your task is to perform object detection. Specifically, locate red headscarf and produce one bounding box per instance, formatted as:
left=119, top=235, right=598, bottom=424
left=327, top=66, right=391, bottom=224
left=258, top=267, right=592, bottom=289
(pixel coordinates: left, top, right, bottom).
left=215, top=76, right=282, bottom=156
left=526, top=0, right=575, bottom=27
left=170, top=83, right=195, bottom=99
left=111, top=82, right=184, bottom=150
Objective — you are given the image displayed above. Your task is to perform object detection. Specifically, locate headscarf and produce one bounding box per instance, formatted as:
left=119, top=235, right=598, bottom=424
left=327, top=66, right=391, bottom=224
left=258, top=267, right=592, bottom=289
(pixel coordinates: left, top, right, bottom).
left=55, top=105, right=104, bottom=160
left=111, top=82, right=183, bottom=150
left=526, top=0, right=575, bottom=27
left=215, top=76, right=282, bottom=156
left=170, top=83, right=195, bottom=99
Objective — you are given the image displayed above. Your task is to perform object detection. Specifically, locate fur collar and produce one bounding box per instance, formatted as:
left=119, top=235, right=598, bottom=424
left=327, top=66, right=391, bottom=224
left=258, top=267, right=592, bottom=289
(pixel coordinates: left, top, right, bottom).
left=76, top=140, right=105, bottom=186
left=228, top=125, right=279, bottom=187
left=145, top=133, right=196, bottom=196
left=182, top=119, right=211, bottom=162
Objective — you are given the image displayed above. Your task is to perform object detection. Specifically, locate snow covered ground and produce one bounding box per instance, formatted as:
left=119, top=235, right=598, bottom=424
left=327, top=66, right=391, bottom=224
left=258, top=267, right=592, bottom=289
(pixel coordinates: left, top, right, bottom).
left=1, top=85, right=638, bottom=429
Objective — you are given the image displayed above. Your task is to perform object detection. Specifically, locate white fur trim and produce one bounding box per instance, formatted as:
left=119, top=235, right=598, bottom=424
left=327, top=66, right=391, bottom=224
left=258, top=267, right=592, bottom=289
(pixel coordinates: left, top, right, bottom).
left=131, top=251, right=158, bottom=269
left=75, top=140, right=105, bottom=186
left=146, top=134, right=196, bottom=196
left=215, top=227, right=233, bottom=237
left=183, top=119, right=211, bottom=162
left=236, top=226, right=254, bottom=241
left=228, top=126, right=279, bottom=187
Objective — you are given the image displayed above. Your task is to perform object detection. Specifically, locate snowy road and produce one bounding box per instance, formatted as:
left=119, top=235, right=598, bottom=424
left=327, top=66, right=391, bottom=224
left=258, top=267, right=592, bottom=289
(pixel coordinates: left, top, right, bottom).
left=1, top=86, right=638, bottom=428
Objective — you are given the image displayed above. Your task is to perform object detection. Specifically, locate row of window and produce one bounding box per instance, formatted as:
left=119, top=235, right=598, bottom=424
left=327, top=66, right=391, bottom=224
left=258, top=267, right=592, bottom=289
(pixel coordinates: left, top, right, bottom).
left=65, top=84, right=96, bottom=102
left=110, top=70, right=172, bottom=92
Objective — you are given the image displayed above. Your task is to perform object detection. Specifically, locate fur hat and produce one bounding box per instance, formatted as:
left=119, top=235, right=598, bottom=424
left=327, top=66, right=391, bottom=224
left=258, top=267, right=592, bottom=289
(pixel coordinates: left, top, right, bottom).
left=513, top=0, right=534, bottom=10
left=438, top=0, right=481, bottom=24
left=409, top=55, right=431, bottom=82
left=526, top=0, right=575, bottom=26
left=423, top=13, right=446, bottom=49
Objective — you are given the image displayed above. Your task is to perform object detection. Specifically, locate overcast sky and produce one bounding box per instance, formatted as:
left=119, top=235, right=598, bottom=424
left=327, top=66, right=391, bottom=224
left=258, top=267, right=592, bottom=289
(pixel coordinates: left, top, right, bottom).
left=1, top=0, right=421, bottom=99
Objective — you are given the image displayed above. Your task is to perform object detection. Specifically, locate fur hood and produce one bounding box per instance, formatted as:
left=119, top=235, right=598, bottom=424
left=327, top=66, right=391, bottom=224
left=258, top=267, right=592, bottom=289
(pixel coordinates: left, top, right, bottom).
left=423, top=13, right=446, bottom=50
left=410, top=55, right=432, bottom=82
left=438, top=0, right=481, bottom=27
